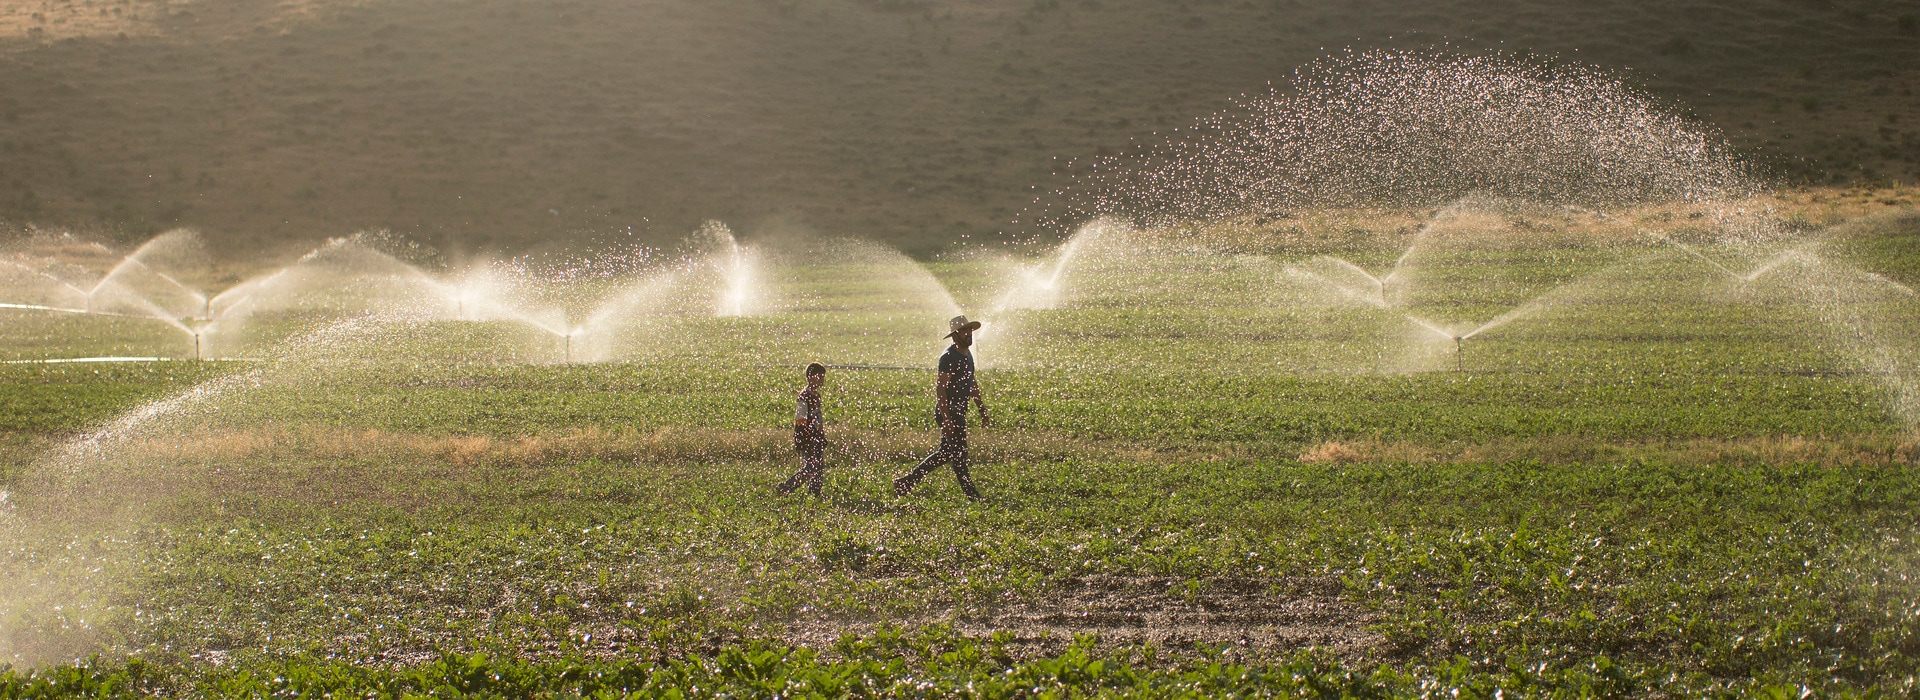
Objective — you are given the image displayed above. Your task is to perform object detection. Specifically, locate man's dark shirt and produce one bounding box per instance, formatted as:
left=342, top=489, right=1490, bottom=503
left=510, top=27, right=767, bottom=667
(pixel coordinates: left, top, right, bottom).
left=937, top=344, right=976, bottom=409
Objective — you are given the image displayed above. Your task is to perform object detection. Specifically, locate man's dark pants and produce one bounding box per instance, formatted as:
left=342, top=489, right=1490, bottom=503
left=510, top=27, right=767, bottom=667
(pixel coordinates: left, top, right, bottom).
left=894, top=403, right=981, bottom=499
left=779, top=432, right=827, bottom=496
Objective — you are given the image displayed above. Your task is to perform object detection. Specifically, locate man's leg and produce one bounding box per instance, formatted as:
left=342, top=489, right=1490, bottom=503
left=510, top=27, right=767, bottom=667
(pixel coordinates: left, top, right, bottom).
left=948, top=426, right=980, bottom=499
left=895, top=409, right=963, bottom=496
left=893, top=443, right=948, bottom=496
left=890, top=406, right=967, bottom=494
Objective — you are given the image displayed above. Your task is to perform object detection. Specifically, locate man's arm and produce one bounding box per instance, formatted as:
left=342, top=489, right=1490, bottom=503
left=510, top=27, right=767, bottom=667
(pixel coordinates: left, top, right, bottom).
left=934, top=372, right=953, bottom=424
left=972, top=381, right=989, bottom=427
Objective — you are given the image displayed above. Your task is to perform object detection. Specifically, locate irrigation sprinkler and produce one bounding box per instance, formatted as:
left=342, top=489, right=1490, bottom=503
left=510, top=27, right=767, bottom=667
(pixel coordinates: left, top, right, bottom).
left=193, top=331, right=202, bottom=361
left=1454, top=336, right=1463, bottom=372
left=561, top=327, right=585, bottom=365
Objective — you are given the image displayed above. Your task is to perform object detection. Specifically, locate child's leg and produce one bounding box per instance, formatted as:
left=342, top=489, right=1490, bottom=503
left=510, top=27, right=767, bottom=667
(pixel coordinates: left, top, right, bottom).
left=802, top=442, right=826, bottom=496
left=777, top=440, right=811, bottom=494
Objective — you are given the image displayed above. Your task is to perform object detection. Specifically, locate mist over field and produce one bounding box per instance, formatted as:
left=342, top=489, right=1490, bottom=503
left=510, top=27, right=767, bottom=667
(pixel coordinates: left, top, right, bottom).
left=9, top=2, right=1920, bottom=697
left=0, top=0, right=1916, bottom=257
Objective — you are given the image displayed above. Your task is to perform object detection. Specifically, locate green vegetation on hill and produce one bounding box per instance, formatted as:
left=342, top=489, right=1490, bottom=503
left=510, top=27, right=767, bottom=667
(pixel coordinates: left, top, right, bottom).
left=0, top=0, right=1917, bottom=256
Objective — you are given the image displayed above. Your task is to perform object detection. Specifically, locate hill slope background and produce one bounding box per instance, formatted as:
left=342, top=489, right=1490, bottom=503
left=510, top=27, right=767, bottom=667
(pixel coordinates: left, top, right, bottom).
left=0, top=0, right=1916, bottom=259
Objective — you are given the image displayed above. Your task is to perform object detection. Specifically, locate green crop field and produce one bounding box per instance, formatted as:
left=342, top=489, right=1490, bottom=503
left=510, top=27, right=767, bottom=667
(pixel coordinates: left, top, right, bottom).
left=2, top=204, right=1919, bottom=697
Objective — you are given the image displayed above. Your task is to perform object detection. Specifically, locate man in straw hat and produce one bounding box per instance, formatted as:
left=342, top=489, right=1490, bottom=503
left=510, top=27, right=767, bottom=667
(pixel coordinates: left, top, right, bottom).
left=893, top=315, right=988, bottom=499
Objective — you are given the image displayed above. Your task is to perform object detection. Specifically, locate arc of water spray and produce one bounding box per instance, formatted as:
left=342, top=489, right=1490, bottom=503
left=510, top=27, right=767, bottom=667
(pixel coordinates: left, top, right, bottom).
left=206, top=267, right=298, bottom=319
left=1041, top=223, right=1102, bottom=292
left=1315, top=257, right=1389, bottom=307
left=1635, top=223, right=1820, bottom=286
left=89, top=256, right=208, bottom=314
left=578, top=268, right=689, bottom=330
left=0, top=302, right=90, bottom=314
left=991, top=220, right=1121, bottom=313
left=1284, top=264, right=1383, bottom=308
left=1284, top=201, right=1465, bottom=312
left=1284, top=265, right=1455, bottom=342
left=1405, top=315, right=1456, bottom=342
left=248, top=242, right=587, bottom=361
left=1281, top=200, right=1471, bottom=335
left=720, top=245, right=752, bottom=317
left=16, top=235, right=620, bottom=363
left=696, top=221, right=758, bottom=318
left=1636, top=227, right=1743, bottom=279
left=1737, top=243, right=1820, bottom=284
left=1449, top=252, right=1670, bottom=372
left=0, top=296, right=201, bottom=323
left=1296, top=231, right=1660, bottom=372
left=411, top=273, right=570, bottom=338
left=96, top=288, right=196, bottom=337
left=50, top=239, right=220, bottom=349
left=1850, top=269, right=1918, bottom=297
left=1, top=260, right=92, bottom=308
left=1375, top=200, right=1466, bottom=302
left=1570, top=205, right=1795, bottom=283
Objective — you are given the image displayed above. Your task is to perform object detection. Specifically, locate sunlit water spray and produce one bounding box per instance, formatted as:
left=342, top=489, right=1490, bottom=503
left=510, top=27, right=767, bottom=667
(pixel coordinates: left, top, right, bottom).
left=702, top=221, right=760, bottom=318
left=1282, top=201, right=1541, bottom=370
left=84, top=231, right=208, bottom=319
left=111, top=225, right=767, bottom=363
left=1569, top=207, right=1920, bottom=426
left=0, top=259, right=91, bottom=310
left=1284, top=201, right=1470, bottom=310
left=1, top=315, right=411, bottom=665
left=2, top=230, right=346, bottom=358
left=1568, top=205, right=1815, bottom=286
left=1021, top=50, right=1757, bottom=237
left=993, top=218, right=1127, bottom=313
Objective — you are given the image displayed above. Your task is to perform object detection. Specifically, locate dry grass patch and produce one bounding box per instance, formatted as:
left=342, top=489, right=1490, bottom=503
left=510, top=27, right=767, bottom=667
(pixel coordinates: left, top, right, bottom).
left=21, top=426, right=1916, bottom=525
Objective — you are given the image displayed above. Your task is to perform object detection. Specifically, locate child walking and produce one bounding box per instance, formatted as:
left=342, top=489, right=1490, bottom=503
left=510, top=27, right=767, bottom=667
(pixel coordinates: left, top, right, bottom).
left=777, top=362, right=829, bottom=497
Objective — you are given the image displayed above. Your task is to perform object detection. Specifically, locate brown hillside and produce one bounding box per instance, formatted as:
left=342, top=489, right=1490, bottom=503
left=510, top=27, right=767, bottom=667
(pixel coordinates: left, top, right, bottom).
left=0, top=0, right=1916, bottom=259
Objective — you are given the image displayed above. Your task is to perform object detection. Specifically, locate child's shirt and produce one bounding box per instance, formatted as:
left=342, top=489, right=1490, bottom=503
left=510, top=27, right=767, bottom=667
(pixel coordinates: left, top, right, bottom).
left=794, top=384, right=824, bottom=437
